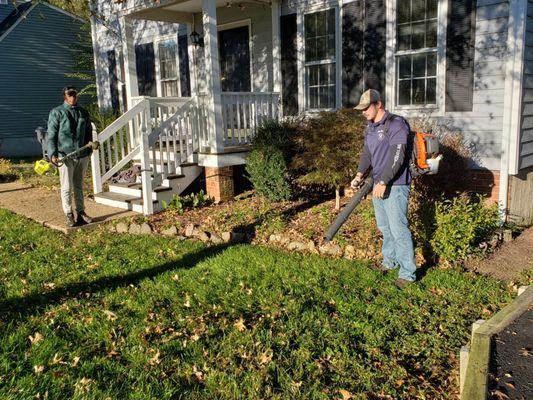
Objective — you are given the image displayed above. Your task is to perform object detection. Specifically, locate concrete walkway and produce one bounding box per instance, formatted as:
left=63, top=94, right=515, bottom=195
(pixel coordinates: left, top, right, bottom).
left=0, top=181, right=135, bottom=233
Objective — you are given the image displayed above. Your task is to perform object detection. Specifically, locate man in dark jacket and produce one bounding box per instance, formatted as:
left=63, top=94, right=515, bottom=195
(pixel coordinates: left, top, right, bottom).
left=351, top=89, right=416, bottom=289
left=47, top=86, right=93, bottom=227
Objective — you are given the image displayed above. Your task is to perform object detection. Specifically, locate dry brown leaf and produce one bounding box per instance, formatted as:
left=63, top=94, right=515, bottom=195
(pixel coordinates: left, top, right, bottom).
left=44, top=282, right=56, bottom=290
left=259, top=350, right=273, bottom=365
left=33, top=365, right=44, bottom=374
left=51, top=353, right=65, bottom=365
left=338, top=389, right=353, bottom=400
left=192, top=365, right=204, bottom=382
left=71, top=356, right=80, bottom=367
left=103, top=310, right=117, bottom=321
left=148, top=350, right=161, bottom=365
left=184, top=294, right=191, bottom=308
left=492, top=389, right=510, bottom=400
left=29, top=332, right=44, bottom=345
left=234, top=317, right=246, bottom=332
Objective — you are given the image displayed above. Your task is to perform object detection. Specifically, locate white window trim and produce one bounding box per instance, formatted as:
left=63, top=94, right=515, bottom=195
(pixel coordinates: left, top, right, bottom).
left=155, top=34, right=181, bottom=98
left=297, top=2, right=342, bottom=113
left=386, top=0, right=447, bottom=117
left=217, top=18, right=254, bottom=93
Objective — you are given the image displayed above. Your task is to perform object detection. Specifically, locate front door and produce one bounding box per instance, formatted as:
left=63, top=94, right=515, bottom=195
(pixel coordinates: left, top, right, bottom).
left=218, top=26, right=251, bottom=92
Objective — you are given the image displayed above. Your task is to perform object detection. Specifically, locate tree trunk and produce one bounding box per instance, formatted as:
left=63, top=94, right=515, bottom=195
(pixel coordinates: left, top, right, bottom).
left=335, top=187, right=341, bottom=210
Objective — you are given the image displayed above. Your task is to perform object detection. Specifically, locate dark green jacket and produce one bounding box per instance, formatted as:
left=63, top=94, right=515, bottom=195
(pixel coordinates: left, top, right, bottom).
left=47, top=102, right=92, bottom=158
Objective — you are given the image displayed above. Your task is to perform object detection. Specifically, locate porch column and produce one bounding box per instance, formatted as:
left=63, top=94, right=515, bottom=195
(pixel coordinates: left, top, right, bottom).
left=201, top=0, right=224, bottom=153
left=119, top=16, right=139, bottom=110
left=271, top=1, right=281, bottom=95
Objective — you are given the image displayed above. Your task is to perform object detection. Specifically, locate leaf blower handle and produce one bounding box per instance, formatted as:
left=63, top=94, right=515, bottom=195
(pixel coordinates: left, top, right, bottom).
left=52, top=141, right=100, bottom=167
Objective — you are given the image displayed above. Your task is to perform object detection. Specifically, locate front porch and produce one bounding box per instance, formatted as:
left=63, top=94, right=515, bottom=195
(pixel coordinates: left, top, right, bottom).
left=92, top=0, right=282, bottom=214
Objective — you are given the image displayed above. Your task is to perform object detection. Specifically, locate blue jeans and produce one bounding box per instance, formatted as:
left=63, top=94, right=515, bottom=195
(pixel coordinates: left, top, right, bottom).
left=372, top=185, right=417, bottom=281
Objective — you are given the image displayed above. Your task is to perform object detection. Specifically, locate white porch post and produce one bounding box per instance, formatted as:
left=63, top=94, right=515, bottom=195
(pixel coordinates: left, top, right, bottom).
left=271, top=0, right=281, bottom=118
left=119, top=16, right=139, bottom=111
left=201, top=0, right=224, bottom=153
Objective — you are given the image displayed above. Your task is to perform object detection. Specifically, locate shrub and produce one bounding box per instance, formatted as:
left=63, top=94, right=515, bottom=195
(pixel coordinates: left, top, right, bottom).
left=408, top=117, right=475, bottom=262
left=245, top=120, right=297, bottom=201
left=291, top=109, right=366, bottom=209
left=246, top=146, right=292, bottom=201
left=431, top=194, right=499, bottom=262
left=0, top=158, right=12, bottom=176
left=86, top=104, right=119, bottom=133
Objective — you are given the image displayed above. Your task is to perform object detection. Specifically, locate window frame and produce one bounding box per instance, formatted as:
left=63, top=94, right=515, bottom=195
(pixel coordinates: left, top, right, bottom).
left=155, top=35, right=181, bottom=98
left=297, top=2, right=341, bottom=113
left=386, top=0, right=447, bottom=116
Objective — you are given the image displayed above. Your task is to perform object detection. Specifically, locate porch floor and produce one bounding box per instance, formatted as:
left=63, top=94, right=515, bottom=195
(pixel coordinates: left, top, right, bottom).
left=0, top=181, right=135, bottom=233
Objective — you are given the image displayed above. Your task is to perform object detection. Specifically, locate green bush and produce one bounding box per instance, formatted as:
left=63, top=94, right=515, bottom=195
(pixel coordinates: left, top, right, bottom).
left=245, top=120, right=296, bottom=201
left=246, top=146, right=292, bottom=201
left=86, top=104, right=119, bottom=133
left=430, top=195, right=499, bottom=262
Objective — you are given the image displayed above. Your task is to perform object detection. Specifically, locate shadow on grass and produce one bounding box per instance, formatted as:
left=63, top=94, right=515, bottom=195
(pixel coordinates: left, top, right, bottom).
left=0, top=243, right=231, bottom=324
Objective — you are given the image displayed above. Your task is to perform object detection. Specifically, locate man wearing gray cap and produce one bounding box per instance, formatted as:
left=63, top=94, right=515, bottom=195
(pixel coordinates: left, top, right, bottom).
left=47, top=86, right=94, bottom=227
left=350, top=89, right=416, bottom=289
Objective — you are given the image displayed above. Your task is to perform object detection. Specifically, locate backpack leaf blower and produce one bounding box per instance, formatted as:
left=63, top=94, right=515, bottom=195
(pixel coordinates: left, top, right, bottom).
left=34, top=141, right=100, bottom=175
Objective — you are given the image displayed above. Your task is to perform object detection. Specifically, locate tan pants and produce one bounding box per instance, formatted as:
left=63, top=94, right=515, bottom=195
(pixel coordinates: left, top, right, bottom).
left=59, top=157, right=89, bottom=215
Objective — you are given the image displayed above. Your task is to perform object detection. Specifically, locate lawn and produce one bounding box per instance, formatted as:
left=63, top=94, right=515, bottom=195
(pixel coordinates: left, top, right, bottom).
left=0, top=208, right=513, bottom=399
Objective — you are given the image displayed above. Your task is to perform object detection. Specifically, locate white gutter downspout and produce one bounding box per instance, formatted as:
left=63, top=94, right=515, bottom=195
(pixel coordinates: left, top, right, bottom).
left=499, top=0, right=527, bottom=222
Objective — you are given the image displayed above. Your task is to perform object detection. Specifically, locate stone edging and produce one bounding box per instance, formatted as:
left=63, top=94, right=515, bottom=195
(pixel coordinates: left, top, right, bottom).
left=460, top=285, right=532, bottom=399
left=107, top=221, right=375, bottom=260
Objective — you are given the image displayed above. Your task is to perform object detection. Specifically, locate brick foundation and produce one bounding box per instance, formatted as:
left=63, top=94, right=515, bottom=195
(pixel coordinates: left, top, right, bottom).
left=466, top=169, right=500, bottom=203
left=205, top=166, right=234, bottom=203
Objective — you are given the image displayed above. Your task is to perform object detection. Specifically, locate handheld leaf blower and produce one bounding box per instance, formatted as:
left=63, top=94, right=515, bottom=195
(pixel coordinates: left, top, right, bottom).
left=34, top=141, right=100, bottom=175
left=323, top=175, right=374, bottom=242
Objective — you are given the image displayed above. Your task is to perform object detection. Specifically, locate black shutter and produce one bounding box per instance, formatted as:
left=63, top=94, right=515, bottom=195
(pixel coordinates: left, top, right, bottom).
left=342, top=1, right=364, bottom=107
left=446, top=0, right=476, bottom=112
left=280, top=13, right=298, bottom=115
left=135, top=43, right=156, bottom=97
left=178, top=34, right=191, bottom=97
left=363, top=0, right=386, bottom=101
left=107, top=50, right=120, bottom=112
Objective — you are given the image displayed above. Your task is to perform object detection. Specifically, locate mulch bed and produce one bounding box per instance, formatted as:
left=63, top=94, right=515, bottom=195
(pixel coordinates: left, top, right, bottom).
left=488, top=308, right=533, bottom=399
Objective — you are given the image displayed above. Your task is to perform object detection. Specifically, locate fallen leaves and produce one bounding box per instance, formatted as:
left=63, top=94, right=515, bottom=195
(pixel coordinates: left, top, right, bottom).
left=338, top=389, right=353, bottom=400
left=103, top=310, right=117, bottom=321
left=28, top=332, right=44, bottom=345
left=33, top=365, right=44, bottom=374
left=148, top=349, right=161, bottom=365
left=234, top=317, right=246, bottom=332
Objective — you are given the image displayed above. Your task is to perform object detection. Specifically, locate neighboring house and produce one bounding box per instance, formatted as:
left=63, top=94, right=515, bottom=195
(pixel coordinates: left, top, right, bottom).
left=0, top=0, right=93, bottom=158
left=90, top=0, right=533, bottom=224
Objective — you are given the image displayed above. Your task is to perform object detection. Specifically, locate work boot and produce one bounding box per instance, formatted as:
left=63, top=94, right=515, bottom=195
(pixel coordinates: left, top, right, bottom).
left=394, top=278, right=413, bottom=290
left=65, top=213, right=76, bottom=227
left=77, top=211, right=93, bottom=225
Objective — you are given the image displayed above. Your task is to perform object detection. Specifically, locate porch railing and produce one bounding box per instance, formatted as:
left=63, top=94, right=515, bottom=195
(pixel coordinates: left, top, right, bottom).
left=221, top=92, right=280, bottom=146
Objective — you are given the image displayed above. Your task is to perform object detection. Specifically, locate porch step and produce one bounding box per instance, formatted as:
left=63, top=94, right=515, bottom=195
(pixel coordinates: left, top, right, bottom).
left=93, top=192, right=160, bottom=213
left=109, top=182, right=172, bottom=200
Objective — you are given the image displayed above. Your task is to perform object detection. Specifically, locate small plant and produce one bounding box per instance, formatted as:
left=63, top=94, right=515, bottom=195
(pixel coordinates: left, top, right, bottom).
left=0, top=158, right=12, bottom=175
left=431, top=194, right=500, bottom=263
left=162, top=190, right=212, bottom=213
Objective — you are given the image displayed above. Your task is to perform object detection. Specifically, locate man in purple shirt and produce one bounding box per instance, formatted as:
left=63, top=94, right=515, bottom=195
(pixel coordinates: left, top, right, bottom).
left=351, top=89, right=416, bottom=289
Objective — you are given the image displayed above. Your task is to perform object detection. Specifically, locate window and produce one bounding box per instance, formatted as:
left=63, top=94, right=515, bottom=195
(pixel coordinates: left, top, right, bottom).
left=158, top=41, right=179, bottom=97
left=395, top=0, right=438, bottom=106
left=304, top=9, right=336, bottom=109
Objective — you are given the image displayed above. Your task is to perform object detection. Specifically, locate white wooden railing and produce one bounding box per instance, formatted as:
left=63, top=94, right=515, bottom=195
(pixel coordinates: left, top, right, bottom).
left=91, top=93, right=279, bottom=214
left=221, top=92, right=280, bottom=146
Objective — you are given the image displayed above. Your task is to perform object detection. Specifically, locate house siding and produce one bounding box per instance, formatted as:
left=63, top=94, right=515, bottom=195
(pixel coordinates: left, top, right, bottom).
left=519, top=0, right=533, bottom=170
left=0, top=3, right=92, bottom=157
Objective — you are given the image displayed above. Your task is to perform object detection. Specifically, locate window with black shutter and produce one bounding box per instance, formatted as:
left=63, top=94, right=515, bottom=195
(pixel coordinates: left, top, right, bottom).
left=445, top=0, right=476, bottom=112
left=178, top=34, right=191, bottom=97
left=281, top=14, right=298, bottom=115
left=107, top=50, right=120, bottom=112
left=135, top=43, right=156, bottom=97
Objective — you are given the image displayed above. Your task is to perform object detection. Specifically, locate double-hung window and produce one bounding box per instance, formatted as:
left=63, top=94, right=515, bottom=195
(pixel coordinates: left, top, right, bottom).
left=395, top=0, right=438, bottom=106
left=304, top=9, right=336, bottom=110
left=158, top=41, right=179, bottom=97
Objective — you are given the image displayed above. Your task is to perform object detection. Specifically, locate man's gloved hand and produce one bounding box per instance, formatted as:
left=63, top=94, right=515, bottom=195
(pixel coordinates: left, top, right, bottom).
left=350, top=172, right=364, bottom=189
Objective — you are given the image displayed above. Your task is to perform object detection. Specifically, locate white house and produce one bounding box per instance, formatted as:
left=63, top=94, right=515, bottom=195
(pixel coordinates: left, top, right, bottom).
left=89, top=0, right=533, bottom=224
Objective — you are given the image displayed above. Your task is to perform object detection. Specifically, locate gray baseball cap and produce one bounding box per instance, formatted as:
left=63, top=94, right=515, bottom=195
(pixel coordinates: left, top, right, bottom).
left=354, top=89, right=381, bottom=110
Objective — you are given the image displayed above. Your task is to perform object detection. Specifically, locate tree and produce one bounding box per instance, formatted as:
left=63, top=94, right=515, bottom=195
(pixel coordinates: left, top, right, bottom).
left=291, top=109, right=366, bottom=210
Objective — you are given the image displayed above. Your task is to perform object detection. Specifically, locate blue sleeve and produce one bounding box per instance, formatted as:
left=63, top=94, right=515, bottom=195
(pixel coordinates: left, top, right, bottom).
left=47, top=109, right=59, bottom=158
left=357, top=141, right=372, bottom=174
left=388, top=117, right=409, bottom=146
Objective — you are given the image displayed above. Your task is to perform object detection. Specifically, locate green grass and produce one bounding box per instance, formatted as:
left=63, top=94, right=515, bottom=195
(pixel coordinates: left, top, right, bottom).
left=0, top=209, right=513, bottom=399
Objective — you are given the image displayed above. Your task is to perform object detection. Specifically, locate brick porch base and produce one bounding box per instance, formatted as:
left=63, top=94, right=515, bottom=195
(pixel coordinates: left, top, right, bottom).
left=466, top=169, right=500, bottom=203
left=205, top=166, right=234, bottom=203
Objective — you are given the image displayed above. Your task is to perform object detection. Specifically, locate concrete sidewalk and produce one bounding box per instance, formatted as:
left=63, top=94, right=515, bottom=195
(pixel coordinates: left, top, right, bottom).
left=0, top=181, right=135, bottom=233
